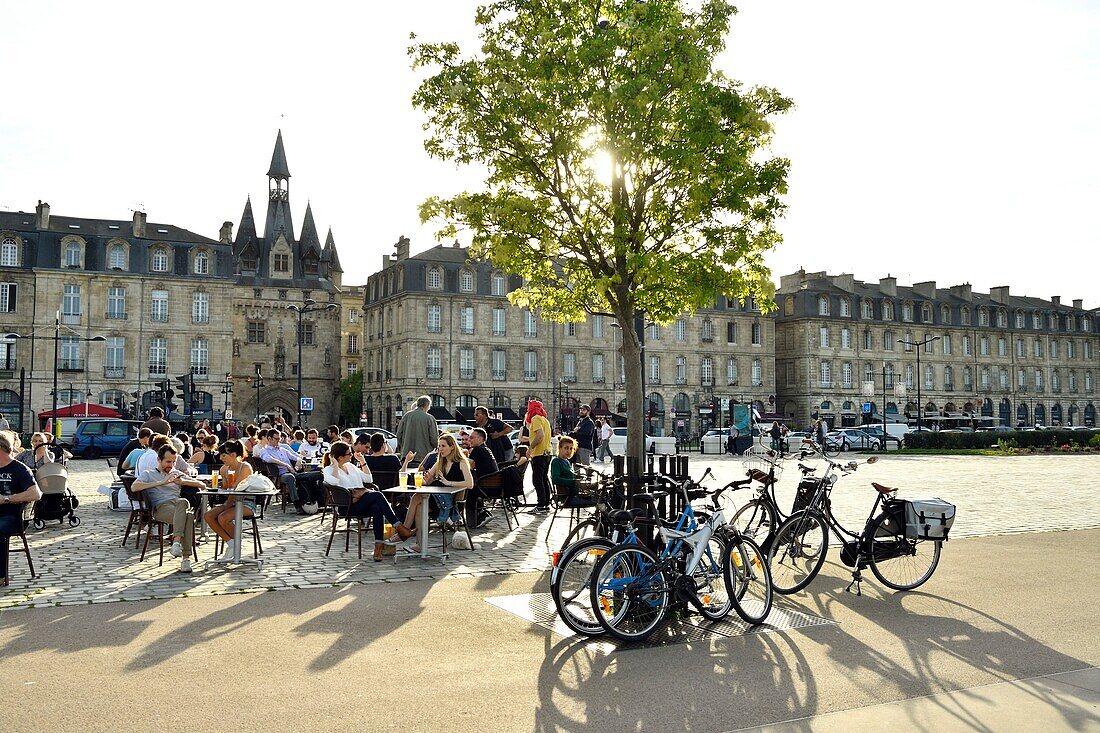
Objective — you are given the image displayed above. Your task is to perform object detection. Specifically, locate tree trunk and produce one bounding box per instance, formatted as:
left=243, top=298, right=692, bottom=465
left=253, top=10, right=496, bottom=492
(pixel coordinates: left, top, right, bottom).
left=616, top=308, right=646, bottom=463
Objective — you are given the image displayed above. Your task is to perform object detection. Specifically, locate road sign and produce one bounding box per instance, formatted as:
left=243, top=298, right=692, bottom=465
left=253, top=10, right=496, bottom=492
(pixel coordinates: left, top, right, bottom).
left=300, top=396, right=314, bottom=412
left=225, top=409, right=233, bottom=420
left=862, top=402, right=873, bottom=414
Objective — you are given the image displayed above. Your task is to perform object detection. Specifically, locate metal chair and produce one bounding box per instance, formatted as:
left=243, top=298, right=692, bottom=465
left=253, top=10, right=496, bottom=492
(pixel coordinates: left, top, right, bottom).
left=4, top=501, right=37, bottom=581
left=137, top=491, right=198, bottom=566
left=471, top=470, right=518, bottom=531
left=324, top=485, right=370, bottom=559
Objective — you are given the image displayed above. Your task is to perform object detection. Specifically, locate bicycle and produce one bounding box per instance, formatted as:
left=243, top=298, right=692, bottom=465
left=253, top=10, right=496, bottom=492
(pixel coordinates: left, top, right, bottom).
left=588, top=474, right=772, bottom=642
left=766, top=454, right=947, bottom=596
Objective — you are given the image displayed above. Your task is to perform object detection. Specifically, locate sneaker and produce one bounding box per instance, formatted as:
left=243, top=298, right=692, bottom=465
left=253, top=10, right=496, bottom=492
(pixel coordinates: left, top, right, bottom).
left=528, top=506, right=550, bottom=515
left=475, top=510, right=494, bottom=528
left=179, top=558, right=193, bottom=574
left=219, top=539, right=236, bottom=561
left=169, top=541, right=183, bottom=558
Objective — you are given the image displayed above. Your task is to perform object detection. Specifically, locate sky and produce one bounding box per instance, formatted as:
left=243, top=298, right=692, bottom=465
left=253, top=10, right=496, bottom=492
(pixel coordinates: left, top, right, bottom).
left=1, top=0, right=1097, bottom=305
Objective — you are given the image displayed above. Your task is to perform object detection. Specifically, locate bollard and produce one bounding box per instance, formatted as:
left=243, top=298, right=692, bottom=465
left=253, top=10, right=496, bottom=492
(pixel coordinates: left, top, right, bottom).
left=658, top=454, right=668, bottom=477
left=613, top=454, right=625, bottom=477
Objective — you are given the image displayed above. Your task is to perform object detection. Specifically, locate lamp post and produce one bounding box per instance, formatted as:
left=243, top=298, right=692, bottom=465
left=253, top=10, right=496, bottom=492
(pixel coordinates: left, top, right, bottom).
left=221, top=373, right=233, bottom=418
left=251, top=368, right=266, bottom=424
left=286, top=298, right=339, bottom=428
left=897, top=335, right=939, bottom=432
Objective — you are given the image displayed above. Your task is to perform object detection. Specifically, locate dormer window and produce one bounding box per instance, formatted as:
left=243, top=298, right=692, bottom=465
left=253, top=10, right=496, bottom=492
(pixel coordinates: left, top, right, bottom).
left=193, top=249, right=210, bottom=275
left=64, top=241, right=82, bottom=268
left=861, top=299, right=874, bottom=319
left=921, top=303, right=933, bottom=323
left=839, top=297, right=851, bottom=317
left=491, top=272, right=506, bottom=296
left=303, top=257, right=318, bottom=276
left=108, top=244, right=126, bottom=270
left=459, top=269, right=474, bottom=293
left=817, top=296, right=829, bottom=316
left=883, top=301, right=894, bottom=320
left=427, top=267, right=443, bottom=290
left=941, top=305, right=951, bottom=325
left=0, top=237, right=18, bottom=267
left=902, top=302, right=913, bottom=322
left=151, top=247, right=170, bottom=273
left=273, top=254, right=290, bottom=272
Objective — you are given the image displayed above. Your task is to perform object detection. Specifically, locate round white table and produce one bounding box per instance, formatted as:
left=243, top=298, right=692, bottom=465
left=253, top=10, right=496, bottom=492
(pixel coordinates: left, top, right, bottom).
left=196, top=488, right=278, bottom=570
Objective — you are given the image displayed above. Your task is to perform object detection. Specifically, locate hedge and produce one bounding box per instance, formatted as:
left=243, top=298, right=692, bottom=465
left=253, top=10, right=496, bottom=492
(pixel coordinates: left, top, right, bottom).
left=903, top=429, right=1100, bottom=450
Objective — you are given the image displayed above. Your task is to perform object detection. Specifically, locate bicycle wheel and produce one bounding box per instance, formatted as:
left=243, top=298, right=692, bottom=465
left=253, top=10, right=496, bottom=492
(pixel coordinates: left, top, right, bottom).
left=824, top=441, right=841, bottom=458
left=551, top=537, right=615, bottom=636
left=767, top=511, right=829, bottom=594
left=724, top=536, right=773, bottom=625
left=557, top=517, right=601, bottom=551
left=729, top=500, right=775, bottom=546
left=867, top=513, right=941, bottom=591
left=692, top=535, right=732, bottom=621
left=590, top=543, right=669, bottom=643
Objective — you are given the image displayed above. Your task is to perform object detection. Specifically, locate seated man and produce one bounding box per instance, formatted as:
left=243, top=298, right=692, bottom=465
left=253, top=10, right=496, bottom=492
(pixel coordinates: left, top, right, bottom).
left=296, top=428, right=327, bottom=462
left=132, top=444, right=205, bottom=573
left=117, top=428, right=153, bottom=477
left=258, top=429, right=308, bottom=513
left=0, top=431, right=43, bottom=586
left=466, top=428, right=499, bottom=527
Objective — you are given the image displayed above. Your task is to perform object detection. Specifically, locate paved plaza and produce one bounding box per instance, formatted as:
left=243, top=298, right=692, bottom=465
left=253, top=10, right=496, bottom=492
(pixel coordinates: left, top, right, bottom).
left=2, top=453, right=1099, bottom=611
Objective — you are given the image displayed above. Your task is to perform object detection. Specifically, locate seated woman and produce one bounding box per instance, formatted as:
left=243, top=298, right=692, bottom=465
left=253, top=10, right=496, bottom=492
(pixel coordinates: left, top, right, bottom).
left=322, top=441, right=412, bottom=561
left=189, top=434, right=219, bottom=473
left=404, top=433, right=473, bottom=548
left=549, top=436, right=595, bottom=505
left=204, top=439, right=255, bottom=561
left=16, top=433, right=55, bottom=470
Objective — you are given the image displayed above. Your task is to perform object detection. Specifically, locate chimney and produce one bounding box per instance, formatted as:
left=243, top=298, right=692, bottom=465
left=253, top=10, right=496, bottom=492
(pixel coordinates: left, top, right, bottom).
left=452, top=239, right=462, bottom=248
left=835, top=273, right=855, bottom=292
left=989, top=286, right=1010, bottom=304
left=778, top=270, right=806, bottom=292
left=219, top=221, right=233, bottom=244
left=1051, top=296, right=1061, bottom=307
left=949, top=283, right=972, bottom=301
left=1073, top=299, right=1083, bottom=310
left=132, top=210, right=147, bottom=238
left=35, top=200, right=50, bottom=230
left=395, top=235, right=410, bottom=262
left=913, top=281, right=937, bottom=300
left=879, top=276, right=897, bottom=297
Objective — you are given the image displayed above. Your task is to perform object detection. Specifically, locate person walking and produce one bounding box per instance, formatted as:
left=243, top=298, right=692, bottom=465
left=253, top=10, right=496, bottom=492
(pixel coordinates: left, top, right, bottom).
left=141, top=407, right=171, bottom=436
left=523, top=399, right=553, bottom=514
left=396, top=395, right=439, bottom=465
left=769, top=422, right=782, bottom=452
left=569, top=404, right=596, bottom=466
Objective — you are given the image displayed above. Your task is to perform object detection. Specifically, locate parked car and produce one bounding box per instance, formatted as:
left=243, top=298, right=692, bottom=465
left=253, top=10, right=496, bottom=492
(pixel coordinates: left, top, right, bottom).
left=347, top=427, right=398, bottom=452
left=608, top=427, right=659, bottom=455
left=71, top=419, right=141, bottom=459
left=827, top=429, right=882, bottom=451
left=859, top=425, right=902, bottom=448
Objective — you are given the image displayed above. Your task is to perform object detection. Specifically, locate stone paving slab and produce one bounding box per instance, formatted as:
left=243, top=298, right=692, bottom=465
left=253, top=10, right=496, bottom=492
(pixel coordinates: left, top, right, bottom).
left=2, top=453, right=1097, bottom=611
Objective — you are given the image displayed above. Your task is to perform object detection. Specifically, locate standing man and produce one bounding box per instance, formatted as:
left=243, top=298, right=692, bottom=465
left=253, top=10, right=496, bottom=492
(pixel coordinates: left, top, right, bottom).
left=569, top=404, right=596, bottom=466
left=324, top=425, right=341, bottom=446
left=595, top=418, right=613, bottom=463
left=132, top=445, right=203, bottom=573
left=142, top=407, right=171, bottom=436
left=814, top=418, right=828, bottom=448
left=523, top=399, right=553, bottom=514
left=0, top=431, right=42, bottom=586
left=396, top=395, right=439, bottom=465
left=769, top=421, right=782, bottom=452
left=0, top=413, right=9, bottom=431
left=474, top=406, right=513, bottom=464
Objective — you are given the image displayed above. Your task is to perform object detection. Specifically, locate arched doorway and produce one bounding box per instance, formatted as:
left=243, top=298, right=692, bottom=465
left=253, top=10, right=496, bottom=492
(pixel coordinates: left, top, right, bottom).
left=560, top=396, right=579, bottom=432
left=1085, top=402, right=1096, bottom=427
left=962, top=401, right=974, bottom=414
left=190, top=391, right=214, bottom=419
left=904, top=401, right=917, bottom=418
left=672, top=393, right=692, bottom=442
left=1034, top=403, right=1046, bottom=426
left=783, top=401, right=798, bottom=421
left=1068, top=403, right=1078, bottom=426
left=364, top=396, right=373, bottom=425
left=1051, top=403, right=1062, bottom=426
left=999, top=398, right=1011, bottom=426
left=944, top=402, right=957, bottom=414
left=0, top=389, right=20, bottom=431
left=590, top=397, right=609, bottom=413
left=1016, top=403, right=1028, bottom=426
left=981, top=398, right=993, bottom=417
left=646, top=393, right=665, bottom=436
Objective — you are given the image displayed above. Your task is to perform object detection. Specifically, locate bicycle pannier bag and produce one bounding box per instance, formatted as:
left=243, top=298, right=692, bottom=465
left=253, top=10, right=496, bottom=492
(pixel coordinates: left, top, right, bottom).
left=791, top=479, right=820, bottom=514
left=904, top=499, right=956, bottom=541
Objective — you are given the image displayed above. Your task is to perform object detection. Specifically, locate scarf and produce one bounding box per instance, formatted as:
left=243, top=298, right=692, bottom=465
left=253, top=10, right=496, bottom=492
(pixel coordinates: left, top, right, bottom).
left=525, top=400, right=547, bottom=424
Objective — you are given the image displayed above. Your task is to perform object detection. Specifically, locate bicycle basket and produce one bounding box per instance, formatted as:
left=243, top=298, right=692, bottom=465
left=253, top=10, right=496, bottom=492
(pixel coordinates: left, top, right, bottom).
left=742, top=454, right=783, bottom=484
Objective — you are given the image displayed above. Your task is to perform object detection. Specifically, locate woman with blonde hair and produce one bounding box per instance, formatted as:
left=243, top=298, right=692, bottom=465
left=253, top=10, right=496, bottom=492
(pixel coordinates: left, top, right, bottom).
left=16, top=433, right=54, bottom=470
left=404, top=432, right=473, bottom=549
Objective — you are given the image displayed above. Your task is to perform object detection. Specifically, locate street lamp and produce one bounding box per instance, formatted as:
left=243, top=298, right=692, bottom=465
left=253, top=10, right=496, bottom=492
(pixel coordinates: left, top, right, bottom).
left=251, top=368, right=266, bottom=424
left=897, top=335, right=939, bottom=431
left=286, top=298, right=339, bottom=428
left=221, top=373, right=233, bottom=419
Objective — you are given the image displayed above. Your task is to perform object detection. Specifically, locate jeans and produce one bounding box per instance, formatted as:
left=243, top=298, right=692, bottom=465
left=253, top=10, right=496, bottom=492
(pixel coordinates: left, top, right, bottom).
left=280, top=473, right=299, bottom=502
left=595, top=439, right=612, bottom=462
left=433, top=493, right=457, bottom=523
left=349, top=491, right=400, bottom=541
left=531, top=454, right=552, bottom=508
left=574, top=448, right=591, bottom=466
left=0, top=512, right=24, bottom=578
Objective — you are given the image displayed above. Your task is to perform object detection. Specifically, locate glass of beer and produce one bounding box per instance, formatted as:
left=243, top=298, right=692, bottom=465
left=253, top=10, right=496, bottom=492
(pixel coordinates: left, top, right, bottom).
left=226, top=470, right=236, bottom=488
left=413, top=471, right=423, bottom=488
left=211, top=471, right=219, bottom=489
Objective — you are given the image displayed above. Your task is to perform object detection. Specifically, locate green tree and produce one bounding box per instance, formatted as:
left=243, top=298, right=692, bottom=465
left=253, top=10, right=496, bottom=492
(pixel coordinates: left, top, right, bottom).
left=411, top=0, right=791, bottom=460
left=339, top=370, right=364, bottom=427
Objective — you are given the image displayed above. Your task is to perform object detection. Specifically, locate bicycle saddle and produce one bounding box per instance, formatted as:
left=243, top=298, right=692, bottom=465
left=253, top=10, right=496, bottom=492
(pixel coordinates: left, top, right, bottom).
left=609, top=508, right=646, bottom=524
left=871, top=482, right=896, bottom=494
left=798, top=464, right=816, bottom=474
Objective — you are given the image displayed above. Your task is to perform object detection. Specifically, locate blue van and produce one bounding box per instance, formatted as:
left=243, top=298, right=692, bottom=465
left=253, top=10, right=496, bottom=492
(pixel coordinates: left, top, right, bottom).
left=71, top=419, right=141, bottom=459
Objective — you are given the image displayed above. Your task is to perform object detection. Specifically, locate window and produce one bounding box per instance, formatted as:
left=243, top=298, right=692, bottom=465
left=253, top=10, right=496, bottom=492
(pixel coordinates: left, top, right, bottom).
left=347, top=362, right=358, bottom=377
left=864, top=363, right=874, bottom=383
left=647, top=323, right=660, bottom=341
left=566, top=322, right=576, bottom=338
left=818, top=296, right=829, bottom=316
left=299, top=322, right=314, bottom=346
left=62, top=284, right=81, bottom=324
left=819, top=326, right=830, bottom=348
left=842, top=362, right=852, bottom=388
left=904, top=332, right=913, bottom=351
left=1069, top=371, right=1077, bottom=392
left=247, top=321, right=266, bottom=344
left=752, top=359, right=763, bottom=387
left=925, top=365, right=935, bottom=389
left=1052, top=370, right=1061, bottom=392
left=883, top=301, right=894, bottom=320
left=1068, top=340, right=1076, bottom=359
left=884, top=331, right=894, bottom=351
left=242, top=255, right=258, bottom=272
left=675, top=356, right=686, bottom=384
left=427, top=267, right=442, bottom=290
left=997, top=309, right=1007, bottom=328
left=819, top=361, right=831, bottom=386
left=524, top=350, right=538, bottom=381
left=839, top=298, right=851, bottom=317
left=674, top=319, right=685, bottom=342
left=64, top=241, right=82, bottom=267
left=1034, top=338, right=1042, bottom=358
left=1084, top=317, right=1092, bottom=332
left=924, top=336, right=934, bottom=353
left=943, top=335, right=952, bottom=355
left=701, top=357, right=713, bottom=386
left=427, top=304, right=442, bottom=333
left=978, top=308, right=989, bottom=326
left=194, top=250, right=210, bottom=275
left=944, top=365, right=954, bottom=389
left=941, top=306, right=950, bottom=325
left=863, top=329, right=872, bottom=350
left=459, top=270, right=474, bottom=293
left=701, top=318, right=714, bottom=342
left=726, top=322, right=737, bottom=344
left=151, top=290, right=169, bottom=322
left=1017, top=368, right=1026, bottom=389
left=905, top=364, right=914, bottom=389
left=1000, top=368, right=1008, bottom=390
left=1016, top=311, right=1025, bottom=329
left=1032, top=312, right=1041, bottom=329
left=524, top=310, right=537, bottom=338
left=784, top=296, right=794, bottom=315
left=752, top=321, right=762, bottom=346
left=1, top=338, right=18, bottom=369
left=427, top=346, right=442, bottom=378
left=0, top=237, right=17, bottom=267
left=980, top=336, right=989, bottom=356
left=1035, top=369, right=1044, bottom=390
left=997, top=337, right=1006, bottom=357
left=191, top=339, right=209, bottom=376
left=347, top=334, right=359, bottom=354
left=964, top=366, right=973, bottom=389
left=1016, top=338, right=1024, bottom=357
left=861, top=299, right=874, bottom=319
left=192, top=292, right=209, bottom=323
left=492, top=307, right=506, bottom=336
left=148, top=337, right=167, bottom=376
left=592, top=354, right=605, bottom=383
left=726, top=357, right=738, bottom=386
left=1051, top=340, right=1060, bottom=359
left=593, top=315, right=605, bottom=339
left=903, top=303, right=913, bottom=322
left=491, top=272, right=506, bottom=296
left=492, top=349, right=506, bottom=380
left=151, top=248, right=170, bottom=272
left=1087, top=371, right=1093, bottom=392
left=564, top=352, right=577, bottom=382
left=106, top=287, right=125, bottom=318
left=1086, top=342, right=1093, bottom=360
left=273, top=253, right=289, bottom=273
left=841, top=328, right=851, bottom=349
left=922, top=304, right=933, bottom=322
left=460, top=306, right=474, bottom=334
left=460, top=348, right=475, bottom=379
left=0, top=283, right=16, bottom=313
left=648, top=355, right=660, bottom=384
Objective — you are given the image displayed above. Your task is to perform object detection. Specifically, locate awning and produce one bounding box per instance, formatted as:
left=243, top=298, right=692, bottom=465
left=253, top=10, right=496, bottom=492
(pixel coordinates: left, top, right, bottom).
left=37, top=404, right=121, bottom=419
left=429, top=407, right=454, bottom=421
left=453, top=408, right=475, bottom=423
left=493, top=407, right=522, bottom=423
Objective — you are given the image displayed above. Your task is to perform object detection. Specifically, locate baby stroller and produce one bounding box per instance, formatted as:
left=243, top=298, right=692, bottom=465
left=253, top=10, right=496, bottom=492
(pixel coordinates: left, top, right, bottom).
left=32, top=463, right=81, bottom=529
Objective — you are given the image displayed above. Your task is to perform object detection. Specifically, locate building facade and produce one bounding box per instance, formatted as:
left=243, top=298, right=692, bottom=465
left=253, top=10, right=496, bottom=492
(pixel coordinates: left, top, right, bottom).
left=361, top=238, right=776, bottom=441
left=774, top=270, right=1099, bottom=429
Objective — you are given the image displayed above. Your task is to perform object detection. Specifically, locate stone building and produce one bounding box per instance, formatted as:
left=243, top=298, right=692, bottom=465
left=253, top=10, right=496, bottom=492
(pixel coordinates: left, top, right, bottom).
left=0, top=202, right=236, bottom=432
left=340, top=285, right=365, bottom=382
left=361, top=238, right=776, bottom=441
left=774, top=270, right=1099, bottom=429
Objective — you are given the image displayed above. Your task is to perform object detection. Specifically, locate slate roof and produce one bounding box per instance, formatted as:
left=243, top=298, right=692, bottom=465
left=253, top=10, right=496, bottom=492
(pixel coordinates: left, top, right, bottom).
left=267, top=129, right=291, bottom=179
left=322, top=227, right=342, bottom=272
left=298, top=202, right=322, bottom=258
left=0, top=210, right=216, bottom=244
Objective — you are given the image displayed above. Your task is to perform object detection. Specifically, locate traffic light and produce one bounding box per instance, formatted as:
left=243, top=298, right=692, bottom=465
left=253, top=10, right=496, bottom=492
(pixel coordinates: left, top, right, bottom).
left=175, top=372, right=194, bottom=414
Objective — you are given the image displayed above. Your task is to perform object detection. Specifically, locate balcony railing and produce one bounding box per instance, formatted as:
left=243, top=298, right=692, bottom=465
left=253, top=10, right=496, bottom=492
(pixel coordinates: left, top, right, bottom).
left=492, top=329, right=506, bottom=337
left=460, top=368, right=476, bottom=380
left=563, top=375, right=577, bottom=383
left=192, top=366, right=209, bottom=380
left=427, top=369, right=442, bottom=379
left=701, top=378, right=714, bottom=387
left=676, top=377, right=687, bottom=385
left=0, top=358, right=16, bottom=371
left=523, top=371, right=538, bottom=382
left=149, top=364, right=167, bottom=377
left=104, top=366, right=125, bottom=379
left=105, top=311, right=127, bottom=320
left=592, top=376, right=605, bottom=384
left=58, top=359, right=85, bottom=372
left=460, top=327, right=474, bottom=335
left=648, top=377, right=660, bottom=385
left=492, top=370, right=506, bottom=381
left=347, top=347, right=360, bottom=355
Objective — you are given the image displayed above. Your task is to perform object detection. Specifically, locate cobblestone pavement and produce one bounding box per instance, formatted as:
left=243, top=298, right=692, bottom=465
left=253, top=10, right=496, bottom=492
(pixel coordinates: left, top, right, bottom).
left=2, top=453, right=1096, bottom=611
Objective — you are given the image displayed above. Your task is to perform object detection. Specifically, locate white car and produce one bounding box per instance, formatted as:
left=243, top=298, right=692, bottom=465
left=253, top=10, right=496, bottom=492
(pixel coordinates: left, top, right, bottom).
left=348, top=427, right=398, bottom=452
left=607, top=427, right=662, bottom=455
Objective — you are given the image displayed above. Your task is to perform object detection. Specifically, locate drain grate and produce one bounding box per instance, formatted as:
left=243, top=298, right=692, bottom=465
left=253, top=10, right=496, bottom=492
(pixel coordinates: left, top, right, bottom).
left=484, top=592, right=836, bottom=653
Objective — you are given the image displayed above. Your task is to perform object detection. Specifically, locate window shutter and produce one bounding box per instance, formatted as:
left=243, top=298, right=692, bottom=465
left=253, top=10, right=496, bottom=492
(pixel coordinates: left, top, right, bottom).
left=6, top=283, right=14, bottom=312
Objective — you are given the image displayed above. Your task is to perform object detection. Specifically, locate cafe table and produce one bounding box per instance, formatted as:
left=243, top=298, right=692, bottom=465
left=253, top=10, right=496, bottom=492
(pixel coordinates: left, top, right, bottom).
left=196, top=488, right=279, bottom=570
left=382, top=480, right=467, bottom=562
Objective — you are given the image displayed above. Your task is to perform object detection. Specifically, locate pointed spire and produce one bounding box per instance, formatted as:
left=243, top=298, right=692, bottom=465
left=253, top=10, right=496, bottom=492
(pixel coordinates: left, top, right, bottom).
left=233, top=196, right=259, bottom=257
left=267, top=129, right=291, bottom=179
left=299, top=201, right=322, bottom=257
left=322, top=227, right=343, bottom=272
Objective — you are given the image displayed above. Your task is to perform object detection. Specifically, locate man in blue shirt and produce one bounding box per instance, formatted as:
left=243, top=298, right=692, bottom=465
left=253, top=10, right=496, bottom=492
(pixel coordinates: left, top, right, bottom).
left=259, top=431, right=306, bottom=513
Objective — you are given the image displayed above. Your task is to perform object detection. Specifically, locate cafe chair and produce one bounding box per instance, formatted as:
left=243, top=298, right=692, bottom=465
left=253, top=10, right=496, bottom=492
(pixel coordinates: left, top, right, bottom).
left=212, top=511, right=264, bottom=559
left=432, top=488, right=474, bottom=557
left=120, top=475, right=144, bottom=548
left=138, top=491, right=198, bottom=567
left=547, top=480, right=598, bottom=538
left=471, top=470, right=518, bottom=531
left=324, top=485, right=371, bottom=559
left=5, top=501, right=37, bottom=581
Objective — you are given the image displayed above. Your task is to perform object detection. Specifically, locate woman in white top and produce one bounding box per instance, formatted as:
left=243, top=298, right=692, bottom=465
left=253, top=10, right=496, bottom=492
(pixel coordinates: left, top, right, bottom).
left=322, top=441, right=412, bottom=561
